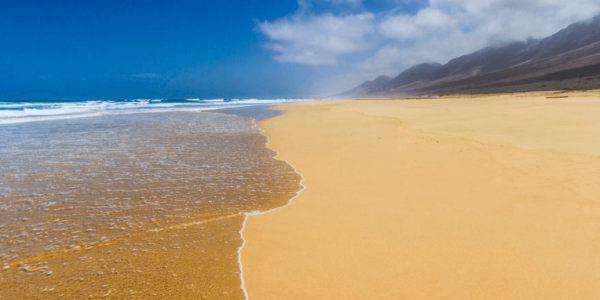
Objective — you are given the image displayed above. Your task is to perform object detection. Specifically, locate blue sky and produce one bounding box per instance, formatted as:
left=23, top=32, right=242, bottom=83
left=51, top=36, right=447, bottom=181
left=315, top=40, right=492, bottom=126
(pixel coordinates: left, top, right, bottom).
left=1, top=0, right=599, bottom=99
left=0, top=0, right=302, bottom=99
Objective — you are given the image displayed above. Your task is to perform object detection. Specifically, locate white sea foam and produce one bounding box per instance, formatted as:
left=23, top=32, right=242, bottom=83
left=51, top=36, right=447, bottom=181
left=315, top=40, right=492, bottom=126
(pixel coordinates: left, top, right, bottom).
left=0, top=98, right=315, bottom=125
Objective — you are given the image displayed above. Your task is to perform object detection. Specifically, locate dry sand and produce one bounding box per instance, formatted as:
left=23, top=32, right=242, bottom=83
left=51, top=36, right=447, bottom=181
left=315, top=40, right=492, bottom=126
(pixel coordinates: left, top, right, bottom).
left=242, top=91, right=600, bottom=299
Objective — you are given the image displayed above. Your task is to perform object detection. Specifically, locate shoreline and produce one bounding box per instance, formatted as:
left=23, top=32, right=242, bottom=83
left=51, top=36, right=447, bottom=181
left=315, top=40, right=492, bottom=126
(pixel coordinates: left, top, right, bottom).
left=0, top=109, right=302, bottom=299
left=242, top=92, right=600, bottom=299
left=237, top=116, right=307, bottom=300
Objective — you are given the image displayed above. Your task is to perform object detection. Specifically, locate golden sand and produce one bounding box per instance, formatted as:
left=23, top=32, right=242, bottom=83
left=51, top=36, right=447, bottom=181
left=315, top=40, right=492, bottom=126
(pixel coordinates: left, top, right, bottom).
left=242, top=91, right=600, bottom=299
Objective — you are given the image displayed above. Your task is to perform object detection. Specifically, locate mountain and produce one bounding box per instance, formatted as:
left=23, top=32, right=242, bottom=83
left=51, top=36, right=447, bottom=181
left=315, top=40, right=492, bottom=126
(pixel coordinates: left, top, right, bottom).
left=345, top=15, right=600, bottom=96
left=345, top=75, right=392, bottom=96
left=387, top=63, right=443, bottom=87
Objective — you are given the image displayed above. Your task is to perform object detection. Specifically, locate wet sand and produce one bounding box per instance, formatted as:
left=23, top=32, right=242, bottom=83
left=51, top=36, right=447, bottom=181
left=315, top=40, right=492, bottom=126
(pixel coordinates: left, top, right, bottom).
left=242, top=91, right=600, bottom=299
left=213, top=105, right=283, bottom=121
left=0, top=111, right=301, bottom=299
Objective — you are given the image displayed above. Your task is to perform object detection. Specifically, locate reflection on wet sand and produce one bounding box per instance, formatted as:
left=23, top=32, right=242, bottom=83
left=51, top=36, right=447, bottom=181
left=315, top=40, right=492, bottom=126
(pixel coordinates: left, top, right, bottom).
left=0, top=111, right=301, bottom=299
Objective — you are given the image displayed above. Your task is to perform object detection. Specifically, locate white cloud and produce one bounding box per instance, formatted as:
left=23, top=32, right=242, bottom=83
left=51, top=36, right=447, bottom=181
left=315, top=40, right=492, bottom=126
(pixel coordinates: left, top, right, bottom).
left=368, top=0, right=600, bottom=84
left=258, top=0, right=600, bottom=93
left=380, top=7, right=457, bottom=40
left=360, top=45, right=405, bottom=75
left=379, top=0, right=600, bottom=65
left=257, top=12, right=375, bottom=65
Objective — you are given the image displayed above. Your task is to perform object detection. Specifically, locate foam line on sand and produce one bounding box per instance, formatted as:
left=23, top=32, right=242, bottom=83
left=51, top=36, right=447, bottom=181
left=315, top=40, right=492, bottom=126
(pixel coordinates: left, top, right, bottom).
left=237, top=118, right=306, bottom=300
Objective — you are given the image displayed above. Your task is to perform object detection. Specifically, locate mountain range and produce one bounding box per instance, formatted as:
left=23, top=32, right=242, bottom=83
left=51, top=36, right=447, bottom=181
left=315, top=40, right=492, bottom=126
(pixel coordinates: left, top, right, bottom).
left=345, top=15, right=600, bottom=97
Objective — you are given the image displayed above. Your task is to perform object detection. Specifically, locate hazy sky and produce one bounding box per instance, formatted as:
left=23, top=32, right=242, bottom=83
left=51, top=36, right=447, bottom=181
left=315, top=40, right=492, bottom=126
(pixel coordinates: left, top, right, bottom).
left=1, top=0, right=600, bottom=99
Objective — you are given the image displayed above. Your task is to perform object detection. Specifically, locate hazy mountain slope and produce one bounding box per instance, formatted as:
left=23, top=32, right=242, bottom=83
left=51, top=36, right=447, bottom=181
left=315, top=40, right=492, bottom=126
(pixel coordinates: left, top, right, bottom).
left=403, top=42, right=600, bottom=94
left=387, top=63, right=443, bottom=87
left=344, top=75, right=392, bottom=96
left=345, top=15, right=600, bottom=96
left=534, top=15, right=600, bottom=59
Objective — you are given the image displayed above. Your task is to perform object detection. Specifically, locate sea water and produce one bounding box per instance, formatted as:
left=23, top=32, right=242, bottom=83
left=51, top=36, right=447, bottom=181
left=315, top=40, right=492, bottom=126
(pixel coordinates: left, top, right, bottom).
left=0, top=100, right=305, bottom=299
left=0, top=98, right=310, bottom=125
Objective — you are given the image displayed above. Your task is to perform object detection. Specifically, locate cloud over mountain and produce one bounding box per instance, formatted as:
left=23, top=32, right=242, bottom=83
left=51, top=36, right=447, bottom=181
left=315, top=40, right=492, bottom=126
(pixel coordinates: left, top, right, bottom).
left=257, top=0, right=600, bottom=92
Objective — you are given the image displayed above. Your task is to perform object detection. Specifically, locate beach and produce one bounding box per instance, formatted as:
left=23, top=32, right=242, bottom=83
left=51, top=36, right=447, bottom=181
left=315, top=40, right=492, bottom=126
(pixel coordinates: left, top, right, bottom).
left=242, top=91, right=600, bottom=299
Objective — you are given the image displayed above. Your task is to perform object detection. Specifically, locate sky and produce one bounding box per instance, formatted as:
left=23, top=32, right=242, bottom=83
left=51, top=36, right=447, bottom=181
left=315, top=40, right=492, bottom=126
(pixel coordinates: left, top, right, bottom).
left=1, top=0, right=600, bottom=100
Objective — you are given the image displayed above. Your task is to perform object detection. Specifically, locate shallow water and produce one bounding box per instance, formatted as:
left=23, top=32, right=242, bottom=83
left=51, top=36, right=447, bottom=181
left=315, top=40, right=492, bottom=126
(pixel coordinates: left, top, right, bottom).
left=0, top=111, right=302, bottom=299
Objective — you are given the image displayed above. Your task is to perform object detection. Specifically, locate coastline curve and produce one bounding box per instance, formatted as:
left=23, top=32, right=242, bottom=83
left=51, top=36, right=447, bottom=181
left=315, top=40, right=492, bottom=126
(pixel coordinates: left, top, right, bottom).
left=237, top=115, right=307, bottom=300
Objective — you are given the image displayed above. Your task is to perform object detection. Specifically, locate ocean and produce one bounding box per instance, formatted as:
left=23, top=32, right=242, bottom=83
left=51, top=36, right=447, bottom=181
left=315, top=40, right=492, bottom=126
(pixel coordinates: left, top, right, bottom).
left=0, top=99, right=306, bottom=299
left=0, top=98, right=311, bottom=125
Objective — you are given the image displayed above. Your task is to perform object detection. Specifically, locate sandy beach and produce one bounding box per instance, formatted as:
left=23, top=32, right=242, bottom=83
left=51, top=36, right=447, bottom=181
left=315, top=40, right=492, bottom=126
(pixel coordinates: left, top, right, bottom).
left=242, top=91, right=600, bottom=299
